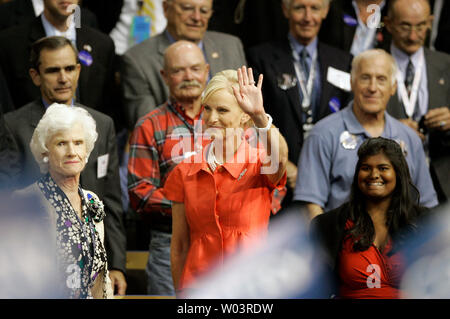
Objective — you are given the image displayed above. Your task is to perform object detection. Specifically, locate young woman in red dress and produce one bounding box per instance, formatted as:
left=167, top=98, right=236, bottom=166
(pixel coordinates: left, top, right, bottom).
left=311, top=137, right=428, bottom=299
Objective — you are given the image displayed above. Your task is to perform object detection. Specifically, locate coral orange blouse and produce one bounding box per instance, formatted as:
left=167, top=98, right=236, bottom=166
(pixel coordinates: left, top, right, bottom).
left=338, top=220, right=405, bottom=299
left=164, top=139, right=286, bottom=289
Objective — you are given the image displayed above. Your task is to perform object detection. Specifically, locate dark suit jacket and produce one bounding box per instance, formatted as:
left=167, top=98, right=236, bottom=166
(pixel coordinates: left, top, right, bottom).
left=0, top=65, right=13, bottom=114
left=4, top=100, right=126, bottom=273
left=247, top=39, right=353, bottom=165
left=0, top=0, right=98, bottom=31
left=318, top=0, right=391, bottom=53
left=387, top=48, right=450, bottom=202
left=0, top=16, right=115, bottom=118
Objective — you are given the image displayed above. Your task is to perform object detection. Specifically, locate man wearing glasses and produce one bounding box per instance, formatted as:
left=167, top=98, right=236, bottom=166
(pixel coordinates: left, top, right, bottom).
left=384, top=0, right=450, bottom=204
left=120, top=0, right=247, bottom=130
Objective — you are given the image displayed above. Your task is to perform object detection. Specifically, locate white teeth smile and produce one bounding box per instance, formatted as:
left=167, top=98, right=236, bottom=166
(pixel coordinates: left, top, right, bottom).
left=368, top=182, right=384, bottom=186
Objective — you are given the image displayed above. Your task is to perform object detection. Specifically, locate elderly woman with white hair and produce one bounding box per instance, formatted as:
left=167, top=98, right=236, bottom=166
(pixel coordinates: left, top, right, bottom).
left=16, top=103, right=113, bottom=299
left=164, top=66, right=289, bottom=294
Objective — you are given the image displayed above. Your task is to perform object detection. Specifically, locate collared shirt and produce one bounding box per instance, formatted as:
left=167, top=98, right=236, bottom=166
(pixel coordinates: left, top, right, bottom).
left=41, top=13, right=77, bottom=46
left=31, top=0, right=44, bottom=17
left=164, top=139, right=287, bottom=289
left=42, top=98, right=74, bottom=108
left=127, top=100, right=202, bottom=216
left=287, top=33, right=322, bottom=121
left=391, top=44, right=429, bottom=118
left=350, top=0, right=386, bottom=57
left=294, top=103, right=438, bottom=211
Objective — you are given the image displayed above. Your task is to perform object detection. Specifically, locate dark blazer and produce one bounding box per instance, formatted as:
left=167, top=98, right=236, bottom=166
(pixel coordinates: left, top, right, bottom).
left=318, top=0, right=391, bottom=53
left=0, top=16, right=115, bottom=117
left=387, top=48, right=450, bottom=202
left=3, top=100, right=126, bottom=273
left=0, top=0, right=98, bottom=31
left=247, top=39, right=353, bottom=165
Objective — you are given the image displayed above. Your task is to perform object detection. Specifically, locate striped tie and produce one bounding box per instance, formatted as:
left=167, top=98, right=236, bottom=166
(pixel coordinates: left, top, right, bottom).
left=141, top=0, right=157, bottom=35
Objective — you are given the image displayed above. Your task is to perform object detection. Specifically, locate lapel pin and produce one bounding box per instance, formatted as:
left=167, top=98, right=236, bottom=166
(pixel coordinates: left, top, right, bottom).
left=237, top=168, right=247, bottom=181
left=211, top=52, right=219, bottom=59
left=439, top=78, right=445, bottom=85
left=340, top=131, right=358, bottom=150
left=83, top=44, right=92, bottom=53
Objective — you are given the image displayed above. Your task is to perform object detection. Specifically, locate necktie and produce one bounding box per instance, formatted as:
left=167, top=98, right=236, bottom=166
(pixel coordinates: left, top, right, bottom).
left=405, top=59, right=421, bottom=121
left=300, top=48, right=310, bottom=79
left=141, top=0, right=157, bottom=35
left=404, top=59, right=414, bottom=97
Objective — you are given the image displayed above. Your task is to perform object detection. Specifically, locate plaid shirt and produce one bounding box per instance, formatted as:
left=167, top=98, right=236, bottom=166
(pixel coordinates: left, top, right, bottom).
left=128, top=101, right=202, bottom=217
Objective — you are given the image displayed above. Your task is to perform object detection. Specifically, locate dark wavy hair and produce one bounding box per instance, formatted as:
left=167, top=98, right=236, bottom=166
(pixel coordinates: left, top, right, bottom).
left=347, top=137, right=420, bottom=253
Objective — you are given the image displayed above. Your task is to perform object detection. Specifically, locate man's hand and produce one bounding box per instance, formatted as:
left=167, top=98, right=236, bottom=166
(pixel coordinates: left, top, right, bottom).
left=286, top=161, right=298, bottom=189
left=399, top=118, right=425, bottom=141
left=109, top=270, right=127, bottom=296
left=424, top=106, right=450, bottom=131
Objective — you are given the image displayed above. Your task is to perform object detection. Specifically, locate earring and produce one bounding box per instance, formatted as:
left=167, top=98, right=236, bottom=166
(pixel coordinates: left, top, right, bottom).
left=43, top=156, right=49, bottom=163
left=85, top=157, right=88, bottom=164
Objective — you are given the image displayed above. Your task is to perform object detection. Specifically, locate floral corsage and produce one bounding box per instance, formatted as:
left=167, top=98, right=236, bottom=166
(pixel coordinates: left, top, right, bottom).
left=86, top=193, right=106, bottom=223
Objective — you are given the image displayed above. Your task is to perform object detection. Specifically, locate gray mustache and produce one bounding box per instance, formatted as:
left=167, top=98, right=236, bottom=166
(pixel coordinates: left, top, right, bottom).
left=178, top=80, right=202, bottom=89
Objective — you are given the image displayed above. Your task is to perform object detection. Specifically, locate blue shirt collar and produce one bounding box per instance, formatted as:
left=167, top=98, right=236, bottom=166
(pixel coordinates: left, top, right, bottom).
left=41, top=13, right=77, bottom=46
left=288, top=32, right=318, bottom=58
left=342, top=101, right=397, bottom=138
left=390, top=43, right=424, bottom=72
left=42, top=98, right=74, bottom=109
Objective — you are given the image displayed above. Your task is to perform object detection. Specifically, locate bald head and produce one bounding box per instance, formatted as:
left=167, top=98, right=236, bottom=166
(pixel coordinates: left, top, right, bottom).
left=161, top=40, right=209, bottom=102
left=388, top=0, right=431, bottom=18
left=386, top=0, right=433, bottom=55
left=163, top=40, right=205, bottom=70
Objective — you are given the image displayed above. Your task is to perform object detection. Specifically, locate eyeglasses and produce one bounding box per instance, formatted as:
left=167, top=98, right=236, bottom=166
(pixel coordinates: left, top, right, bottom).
left=395, top=21, right=429, bottom=34
left=171, top=1, right=213, bottom=19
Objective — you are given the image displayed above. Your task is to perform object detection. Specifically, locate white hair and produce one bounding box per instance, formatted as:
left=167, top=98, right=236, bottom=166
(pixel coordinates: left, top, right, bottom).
left=351, top=49, right=398, bottom=86
left=282, top=0, right=332, bottom=8
left=30, top=103, right=98, bottom=174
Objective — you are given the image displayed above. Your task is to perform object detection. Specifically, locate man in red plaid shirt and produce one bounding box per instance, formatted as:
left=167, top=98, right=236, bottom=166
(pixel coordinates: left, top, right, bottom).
left=127, top=40, right=209, bottom=296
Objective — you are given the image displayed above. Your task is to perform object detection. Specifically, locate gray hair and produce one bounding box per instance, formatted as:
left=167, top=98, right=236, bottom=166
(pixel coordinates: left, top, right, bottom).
left=351, top=49, right=398, bottom=86
left=30, top=103, right=98, bottom=174
left=282, top=0, right=331, bottom=8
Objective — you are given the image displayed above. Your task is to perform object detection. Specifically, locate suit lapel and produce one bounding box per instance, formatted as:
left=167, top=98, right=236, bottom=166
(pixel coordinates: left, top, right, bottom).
left=157, top=32, right=171, bottom=57
left=29, top=16, right=46, bottom=44
left=29, top=100, right=45, bottom=128
left=76, top=28, right=91, bottom=104
left=424, top=48, right=444, bottom=111
left=203, top=33, right=222, bottom=75
left=275, top=40, right=303, bottom=125
left=317, top=43, right=333, bottom=120
left=14, top=0, right=35, bottom=25
left=342, top=1, right=358, bottom=51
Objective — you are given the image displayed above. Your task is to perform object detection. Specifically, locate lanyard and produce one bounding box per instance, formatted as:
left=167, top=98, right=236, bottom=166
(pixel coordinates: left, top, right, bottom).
left=291, top=47, right=317, bottom=108
left=396, top=57, right=423, bottom=118
left=167, top=101, right=196, bottom=133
